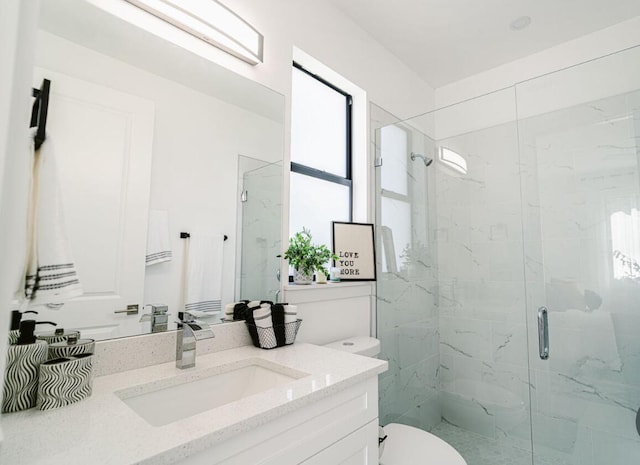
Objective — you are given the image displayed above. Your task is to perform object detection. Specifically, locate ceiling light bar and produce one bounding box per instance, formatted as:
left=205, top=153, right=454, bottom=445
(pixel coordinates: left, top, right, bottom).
left=125, top=0, right=263, bottom=65
left=439, top=146, right=467, bottom=174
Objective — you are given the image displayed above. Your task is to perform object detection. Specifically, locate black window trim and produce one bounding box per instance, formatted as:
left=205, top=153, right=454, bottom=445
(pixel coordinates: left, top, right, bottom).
left=291, top=61, right=353, bottom=221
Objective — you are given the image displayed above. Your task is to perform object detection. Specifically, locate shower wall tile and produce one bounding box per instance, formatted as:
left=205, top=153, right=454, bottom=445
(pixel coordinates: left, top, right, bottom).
left=531, top=366, right=640, bottom=458
left=377, top=279, right=437, bottom=330
left=591, top=430, right=640, bottom=465
left=458, top=280, right=526, bottom=322
left=440, top=316, right=492, bottom=361
left=377, top=276, right=440, bottom=427
left=440, top=390, right=496, bottom=438
left=379, top=371, right=403, bottom=425
left=580, top=398, right=640, bottom=441
left=397, top=322, right=439, bottom=369
left=532, top=411, right=580, bottom=454
left=397, top=356, right=439, bottom=409
left=612, top=312, right=640, bottom=385
left=395, top=394, right=441, bottom=432
left=446, top=354, right=484, bottom=384
left=468, top=241, right=526, bottom=283
left=491, top=322, right=528, bottom=365
left=468, top=203, right=523, bottom=243
left=377, top=327, right=400, bottom=379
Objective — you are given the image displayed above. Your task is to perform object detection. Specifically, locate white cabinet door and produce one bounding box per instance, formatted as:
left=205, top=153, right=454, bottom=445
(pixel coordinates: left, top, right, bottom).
left=300, top=420, right=379, bottom=465
left=30, top=68, right=154, bottom=339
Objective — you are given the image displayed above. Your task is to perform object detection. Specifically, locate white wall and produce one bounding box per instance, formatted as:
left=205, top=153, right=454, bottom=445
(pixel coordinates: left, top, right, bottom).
left=146, top=0, right=436, bottom=120
left=435, top=16, right=640, bottom=109
left=34, top=31, right=284, bottom=314
left=0, top=0, right=40, bottom=443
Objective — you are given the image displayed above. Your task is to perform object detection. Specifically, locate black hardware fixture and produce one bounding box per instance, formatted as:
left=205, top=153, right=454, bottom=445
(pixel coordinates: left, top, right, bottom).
left=180, top=232, right=228, bottom=241
left=30, top=79, right=51, bottom=151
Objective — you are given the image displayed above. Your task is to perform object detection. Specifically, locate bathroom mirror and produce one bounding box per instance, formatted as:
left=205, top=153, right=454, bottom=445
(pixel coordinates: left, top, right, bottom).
left=20, top=0, right=284, bottom=341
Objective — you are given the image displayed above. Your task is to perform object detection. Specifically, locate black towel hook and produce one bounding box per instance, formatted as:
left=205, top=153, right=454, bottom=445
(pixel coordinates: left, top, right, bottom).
left=30, top=79, right=51, bottom=150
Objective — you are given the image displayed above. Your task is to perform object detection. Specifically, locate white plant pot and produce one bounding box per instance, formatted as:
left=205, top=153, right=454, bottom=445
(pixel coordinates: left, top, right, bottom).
left=294, top=268, right=313, bottom=285
left=316, top=270, right=327, bottom=284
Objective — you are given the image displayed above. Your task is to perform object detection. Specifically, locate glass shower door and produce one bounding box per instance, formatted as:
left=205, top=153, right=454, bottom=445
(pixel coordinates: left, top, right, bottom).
left=518, top=47, right=640, bottom=465
left=237, top=157, right=282, bottom=301
left=373, top=104, right=441, bottom=431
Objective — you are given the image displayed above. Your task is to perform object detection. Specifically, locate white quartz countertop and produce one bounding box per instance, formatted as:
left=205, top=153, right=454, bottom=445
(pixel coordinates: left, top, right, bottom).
left=0, top=343, right=387, bottom=465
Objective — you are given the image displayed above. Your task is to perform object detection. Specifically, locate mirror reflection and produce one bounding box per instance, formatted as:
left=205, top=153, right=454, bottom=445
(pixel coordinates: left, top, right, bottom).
left=20, top=0, right=284, bottom=341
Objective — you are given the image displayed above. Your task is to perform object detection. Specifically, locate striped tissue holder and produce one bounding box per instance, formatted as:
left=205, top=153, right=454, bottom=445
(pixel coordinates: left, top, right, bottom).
left=37, top=354, right=94, bottom=410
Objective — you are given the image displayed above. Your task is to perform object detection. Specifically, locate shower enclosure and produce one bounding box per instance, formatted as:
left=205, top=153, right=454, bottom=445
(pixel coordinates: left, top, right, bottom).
left=374, top=45, right=640, bottom=465
left=236, top=156, right=283, bottom=302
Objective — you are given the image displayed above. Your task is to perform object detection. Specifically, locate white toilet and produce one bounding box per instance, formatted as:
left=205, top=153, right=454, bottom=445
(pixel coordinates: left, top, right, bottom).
left=324, top=337, right=468, bottom=465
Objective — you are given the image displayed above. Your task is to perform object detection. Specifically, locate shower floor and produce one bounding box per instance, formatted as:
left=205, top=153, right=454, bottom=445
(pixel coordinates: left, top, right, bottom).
left=431, top=422, right=565, bottom=465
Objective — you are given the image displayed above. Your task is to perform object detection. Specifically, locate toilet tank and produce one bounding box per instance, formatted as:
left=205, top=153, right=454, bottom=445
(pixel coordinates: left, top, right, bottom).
left=324, top=337, right=380, bottom=357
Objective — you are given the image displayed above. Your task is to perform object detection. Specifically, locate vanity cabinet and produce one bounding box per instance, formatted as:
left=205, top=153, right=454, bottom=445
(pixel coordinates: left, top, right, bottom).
left=299, top=421, right=378, bottom=465
left=177, top=377, right=379, bottom=465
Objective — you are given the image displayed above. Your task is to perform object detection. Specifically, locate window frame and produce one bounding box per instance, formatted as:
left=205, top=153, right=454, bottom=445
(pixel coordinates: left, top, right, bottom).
left=291, top=61, right=354, bottom=221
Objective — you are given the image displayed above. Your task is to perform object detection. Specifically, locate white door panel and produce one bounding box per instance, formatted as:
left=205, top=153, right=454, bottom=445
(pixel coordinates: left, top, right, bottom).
left=31, top=68, right=154, bottom=339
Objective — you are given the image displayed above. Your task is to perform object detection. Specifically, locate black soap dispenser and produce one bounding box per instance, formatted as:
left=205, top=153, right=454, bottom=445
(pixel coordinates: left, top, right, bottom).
left=8, top=309, right=38, bottom=344
left=2, top=320, right=55, bottom=413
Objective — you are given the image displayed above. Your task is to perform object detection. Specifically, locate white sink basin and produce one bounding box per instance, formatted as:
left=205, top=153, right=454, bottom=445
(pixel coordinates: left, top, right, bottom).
left=117, top=360, right=307, bottom=426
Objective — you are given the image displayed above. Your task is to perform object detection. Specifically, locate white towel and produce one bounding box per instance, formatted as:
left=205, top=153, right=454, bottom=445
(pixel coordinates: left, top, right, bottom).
left=224, top=302, right=236, bottom=321
left=184, top=234, right=224, bottom=314
left=283, top=304, right=298, bottom=323
left=253, top=304, right=276, bottom=349
left=146, top=210, right=172, bottom=266
left=24, top=138, right=82, bottom=308
left=283, top=304, right=298, bottom=344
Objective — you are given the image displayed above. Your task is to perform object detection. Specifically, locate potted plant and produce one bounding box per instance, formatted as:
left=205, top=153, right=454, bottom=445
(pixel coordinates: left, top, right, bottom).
left=281, top=228, right=338, bottom=284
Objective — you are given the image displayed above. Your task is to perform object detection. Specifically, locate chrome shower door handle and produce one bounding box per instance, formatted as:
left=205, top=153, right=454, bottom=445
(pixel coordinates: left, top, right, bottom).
left=538, top=306, right=549, bottom=360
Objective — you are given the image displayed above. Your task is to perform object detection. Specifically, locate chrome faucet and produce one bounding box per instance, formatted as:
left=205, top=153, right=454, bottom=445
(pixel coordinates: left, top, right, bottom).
left=139, top=304, right=169, bottom=333
left=175, top=311, right=215, bottom=369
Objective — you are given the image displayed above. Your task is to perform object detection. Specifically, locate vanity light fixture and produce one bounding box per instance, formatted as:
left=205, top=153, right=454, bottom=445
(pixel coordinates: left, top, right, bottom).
left=125, top=0, right=264, bottom=65
left=439, top=146, right=467, bottom=174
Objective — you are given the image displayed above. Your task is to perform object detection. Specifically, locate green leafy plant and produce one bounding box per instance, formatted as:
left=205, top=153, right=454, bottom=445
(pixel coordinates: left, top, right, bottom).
left=281, top=228, right=338, bottom=276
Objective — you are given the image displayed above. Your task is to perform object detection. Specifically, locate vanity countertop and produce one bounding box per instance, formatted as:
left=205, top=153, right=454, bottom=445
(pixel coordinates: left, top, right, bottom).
left=0, top=343, right=387, bottom=465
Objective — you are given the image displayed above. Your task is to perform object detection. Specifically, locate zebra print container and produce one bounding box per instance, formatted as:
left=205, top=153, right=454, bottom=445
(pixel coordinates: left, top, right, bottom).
left=8, top=330, right=19, bottom=345
left=37, top=329, right=81, bottom=345
left=1, top=340, right=48, bottom=413
left=37, top=354, right=94, bottom=410
left=48, top=338, right=94, bottom=360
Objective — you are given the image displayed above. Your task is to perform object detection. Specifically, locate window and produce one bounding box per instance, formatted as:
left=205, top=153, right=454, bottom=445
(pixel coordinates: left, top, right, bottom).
left=289, top=62, right=352, bottom=253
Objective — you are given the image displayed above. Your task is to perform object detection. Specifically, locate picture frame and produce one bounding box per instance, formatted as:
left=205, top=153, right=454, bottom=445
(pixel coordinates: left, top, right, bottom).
left=331, top=221, right=376, bottom=281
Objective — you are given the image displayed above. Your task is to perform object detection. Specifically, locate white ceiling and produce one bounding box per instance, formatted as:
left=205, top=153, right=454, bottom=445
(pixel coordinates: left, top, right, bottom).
left=327, top=0, right=640, bottom=87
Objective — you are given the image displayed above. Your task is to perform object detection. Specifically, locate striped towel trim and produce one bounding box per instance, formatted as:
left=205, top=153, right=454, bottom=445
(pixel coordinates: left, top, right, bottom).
left=146, top=251, right=172, bottom=265
left=25, top=263, right=80, bottom=299
left=185, top=300, right=222, bottom=313
left=254, top=312, right=272, bottom=322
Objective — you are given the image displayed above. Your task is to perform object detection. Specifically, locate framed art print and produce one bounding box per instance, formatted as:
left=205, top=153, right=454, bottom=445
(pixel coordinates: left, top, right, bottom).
left=332, top=221, right=376, bottom=281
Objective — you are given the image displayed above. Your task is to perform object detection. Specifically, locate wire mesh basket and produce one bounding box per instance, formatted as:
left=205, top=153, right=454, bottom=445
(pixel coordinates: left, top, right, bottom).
left=245, top=319, right=302, bottom=349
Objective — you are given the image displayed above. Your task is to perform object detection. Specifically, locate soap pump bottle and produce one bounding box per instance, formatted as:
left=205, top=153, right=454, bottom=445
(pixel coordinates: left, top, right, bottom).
left=8, top=309, right=38, bottom=344
left=2, top=319, right=55, bottom=413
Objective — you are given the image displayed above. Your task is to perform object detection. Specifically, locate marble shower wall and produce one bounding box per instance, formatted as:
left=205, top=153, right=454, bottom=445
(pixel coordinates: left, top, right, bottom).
left=373, top=103, right=441, bottom=430
left=431, top=90, right=533, bottom=447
